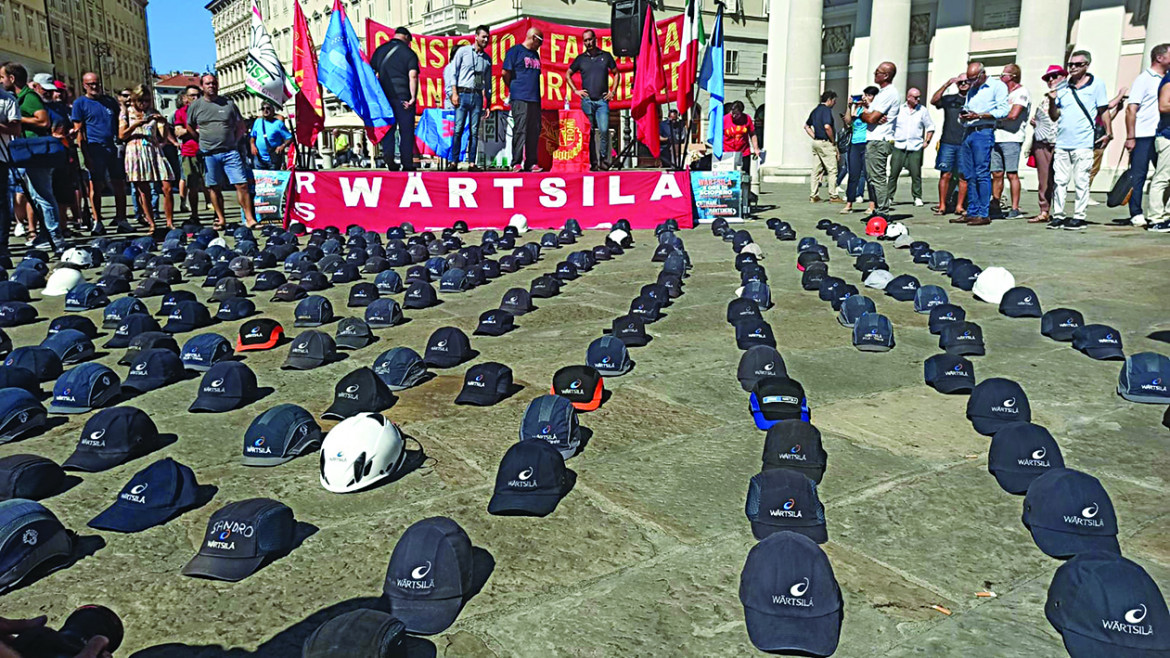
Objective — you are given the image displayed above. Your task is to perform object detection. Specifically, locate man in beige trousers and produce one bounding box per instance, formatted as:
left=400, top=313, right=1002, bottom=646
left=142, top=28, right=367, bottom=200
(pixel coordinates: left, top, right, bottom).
left=805, top=90, right=842, bottom=203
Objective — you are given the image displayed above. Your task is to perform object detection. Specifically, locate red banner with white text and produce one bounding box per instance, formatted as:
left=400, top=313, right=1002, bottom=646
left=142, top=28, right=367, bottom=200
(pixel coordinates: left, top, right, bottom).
left=366, top=16, right=684, bottom=114
left=287, top=171, right=694, bottom=231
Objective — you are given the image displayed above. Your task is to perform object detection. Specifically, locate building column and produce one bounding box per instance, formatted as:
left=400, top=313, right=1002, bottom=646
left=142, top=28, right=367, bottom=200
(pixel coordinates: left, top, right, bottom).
left=761, top=0, right=823, bottom=181
left=1015, top=0, right=1070, bottom=91
left=868, top=0, right=912, bottom=90
left=1075, top=0, right=1125, bottom=99
left=1144, top=0, right=1170, bottom=60
left=923, top=0, right=972, bottom=170
left=849, top=0, right=873, bottom=94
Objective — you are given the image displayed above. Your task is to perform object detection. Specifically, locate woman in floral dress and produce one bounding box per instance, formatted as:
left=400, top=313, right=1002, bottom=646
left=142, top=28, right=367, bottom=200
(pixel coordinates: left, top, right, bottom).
left=118, top=84, right=176, bottom=231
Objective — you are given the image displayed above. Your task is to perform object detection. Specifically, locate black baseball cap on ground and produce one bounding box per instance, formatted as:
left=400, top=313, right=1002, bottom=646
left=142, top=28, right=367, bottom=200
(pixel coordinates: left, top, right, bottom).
left=123, top=348, right=186, bottom=392
left=737, top=345, right=787, bottom=393
left=182, top=498, right=296, bottom=582
left=189, top=361, right=258, bottom=412
left=500, top=288, right=533, bottom=315
left=424, top=327, right=472, bottom=368
left=735, top=320, right=777, bottom=351
left=271, top=282, right=307, bottom=302
left=939, top=321, right=985, bottom=356
left=282, top=331, right=337, bottom=370
left=727, top=298, right=761, bottom=325
left=488, top=439, right=568, bottom=517
left=217, top=297, right=256, bottom=321
left=988, top=422, right=1064, bottom=494
left=403, top=281, right=438, bottom=309
left=237, top=318, right=284, bottom=351
left=745, top=468, right=828, bottom=542
left=163, top=301, right=213, bottom=334
left=335, top=317, right=375, bottom=350
left=1000, top=286, right=1042, bottom=318
left=739, top=531, right=843, bottom=656
left=928, top=304, right=966, bottom=334
left=382, top=516, right=475, bottom=635
left=474, top=309, right=515, bottom=336
left=106, top=313, right=162, bottom=348
left=241, top=403, right=322, bottom=467
left=924, top=353, right=976, bottom=394
left=87, top=457, right=201, bottom=532
left=1072, top=324, right=1125, bottom=360
left=966, top=377, right=1031, bottom=436
left=454, top=362, right=513, bottom=406
left=551, top=365, right=604, bottom=412
left=762, top=420, right=827, bottom=483
left=1023, top=468, right=1120, bottom=559
left=294, top=296, right=334, bottom=328
left=611, top=315, right=649, bottom=347
left=0, top=454, right=64, bottom=500
left=302, top=609, right=406, bottom=658
left=63, top=406, right=159, bottom=472
left=180, top=333, right=233, bottom=371
left=322, top=367, right=395, bottom=420
left=1041, top=308, right=1085, bottom=341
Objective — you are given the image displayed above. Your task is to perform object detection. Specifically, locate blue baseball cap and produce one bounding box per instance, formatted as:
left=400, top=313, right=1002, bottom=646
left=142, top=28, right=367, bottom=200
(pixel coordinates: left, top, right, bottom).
left=924, top=353, right=976, bottom=394
left=382, top=516, right=475, bottom=635
left=364, top=298, right=404, bottom=329
left=156, top=290, right=198, bottom=316
left=0, top=302, right=36, bottom=328
left=735, top=320, right=777, bottom=351
left=1000, top=286, right=1042, bottom=318
left=0, top=367, right=41, bottom=397
left=739, top=531, right=842, bottom=655
left=242, top=404, right=322, bottom=467
left=180, top=333, right=234, bottom=372
left=928, top=304, right=965, bottom=335
left=966, top=377, right=1031, bottom=436
left=189, top=361, right=258, bottom=413
left=586, top=336, right=633, bottom=376
left=40, top=329, right=95, bottom=365
left=63, top=406, right=159, bottom=471
left=87, top=458, right=201, bottom=532
left=217, top=296, right=256, bottom=321
left=439, top=268, right=469, bottom=293
left=1072, top=324, right=1125, bottom=360
left=884, top=274, right=920, bottom=302
left=0, top=281, right=30, bottom=302
left=0, top=388, right=47, bottom=443
left=64, top=283, right=108, bottom=311
left=0, top=499, right=73, bottom=594
left=1023, top=468, right=1119, bottom=559
left=49, top=363, right=121, bottom=414
left=750, top=378, right=810, bottom=430
left=1118, top=352, right=1170, bottom=404
left=423, top=327, right=472, bottom=368
left=47, top=315, right=98, bottom=339
left=163, top=300, right=213, bottom=334
left=1042, top=308, right=1085, bottom=342
left=474, top=309, right=515, bottom=337
left=4, top=347, right=62, bottom=382
left=123, top=348, right=185, bottom=392
left=0, top=454, right=63, bottom=500
left=745, top=468, right=827, bottom=542
left=373, top=347, right=428, bottom=391
left=106, top=313, right=161, bottom=348
left=913, top=285, right=948, bottom=313
left=182, top=498, right=296, bottom=582
left=519, top=394, right=581, bottom=459
left=837, top=294, right=875, bottom=328
left=940, top=321, right=985, bottom=356
left=374, top=270, right=403, bottom=294
left=1046, top=552, right=1170, bottom=657
left=487, top=439, right=568, bottom=517
left=293, top=296, right=334, bottom=328
left=988, top=422, right=1064, bottom=495
left=852, top=313, right=894, bottom=352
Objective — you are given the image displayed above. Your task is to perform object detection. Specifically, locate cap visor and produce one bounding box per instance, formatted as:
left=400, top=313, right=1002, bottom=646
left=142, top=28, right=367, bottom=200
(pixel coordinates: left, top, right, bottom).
left=928, top=377, right=975, bottom=394
left=854, top=343, right=893, bottom=352
left=103, top=337, right=132, bottom=348
left=281, top=357, right=324, bottom=370
left=594, top=363, right=632, bottom=377
left=386, top=595, right=464, bottom=636
left=1083, top=347, right=1125, bottom=360
left=488, top=491, right=562, bottom=517
left=62, top=450, right=125, bottom=472
left=1058, top=626, right=1170, bottom=658
left=751, top=412, right=779, bottom=431
left=1028, top=525, right=1120, bottom=559
left=615, top=334, right=648, bottom=347
left=48, top=402, right=94, bottom=414
left=744, top=606, right=841, bottom=656
left=322, top=400, right=361, bottom=420
left=423, top=356, right=462, bottom=368
left=989, top=468, right=1038, bottom=495
left=88, top=501, right=178, bottom=532
left=570, top=384, right=604, bottom=412
left=188, top=395, right=245, bottom=413
left=241, top=454, right=295, bottom=467
left=945, top=344, right=986, bottom=357
left=335, top=336, right=372, bottom=350
left=454, top=390, right=499, bottom=406
left=750, top=521, right=828, bottom=543
left=292, top=320, right=324, bottom=328
left=122, top=378, right=168, bottom=393
left=969, top=415, right=1011, bottom=436
left=181, top=553, right=266, bottom=582
left=1118, top=389, right=1170, bottom=405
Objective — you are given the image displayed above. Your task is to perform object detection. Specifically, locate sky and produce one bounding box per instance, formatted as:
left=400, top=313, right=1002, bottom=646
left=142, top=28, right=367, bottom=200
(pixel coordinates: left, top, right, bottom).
left=147, top=0, right=218, bottom=74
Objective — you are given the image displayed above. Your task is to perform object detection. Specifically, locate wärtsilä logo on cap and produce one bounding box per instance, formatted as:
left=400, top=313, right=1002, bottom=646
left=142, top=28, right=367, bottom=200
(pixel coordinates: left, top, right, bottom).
left=769, top=498, right=802, bottom=518
left=121, top=482, right=148, bottom=504
left=395, top=561, right=435, bottom=590
left=1100, top=602, right=1153, bottom=635
left=1017, top=447, right=1049, bottom=467
left=990, top=398, right=1019, bottom=414
left=772, top=577, right=814, bottom=607
left=1062, top=502, right=1104, bottom=527
left=509, top=466, right=538, bottom=488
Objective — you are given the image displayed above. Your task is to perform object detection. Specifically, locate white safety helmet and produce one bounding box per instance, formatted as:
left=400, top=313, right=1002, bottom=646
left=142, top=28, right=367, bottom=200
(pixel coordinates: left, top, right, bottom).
left=319, top=413, right=406, bottom=493
left=972, top=266, right=1016, bottom=304
left=208, top=237, right=229, bottom=249
left=508, top=213, right=529, bottom=234
left=884, top=222, right=908, bottom=239
left=43, top=268, right=85, bottom=296
left=60, top=247, right=93, bottom=268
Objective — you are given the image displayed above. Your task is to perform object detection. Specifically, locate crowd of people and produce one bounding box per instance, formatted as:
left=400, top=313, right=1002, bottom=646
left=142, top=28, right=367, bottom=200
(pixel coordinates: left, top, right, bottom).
left=806, top=45, right=1170, bottom=233
left=0, top=67, right=292, bottom=269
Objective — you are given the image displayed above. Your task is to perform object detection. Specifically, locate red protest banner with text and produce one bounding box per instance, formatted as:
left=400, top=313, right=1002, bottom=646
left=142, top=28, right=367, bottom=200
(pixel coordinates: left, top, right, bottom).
left=366, top=15, right=683, bottom=113
left=287, top=171, right=694, bottom=230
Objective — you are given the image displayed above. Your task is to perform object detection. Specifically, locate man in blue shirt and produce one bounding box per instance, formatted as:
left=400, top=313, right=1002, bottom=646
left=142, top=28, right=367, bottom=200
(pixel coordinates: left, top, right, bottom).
left=503, top=27, right=544, bottom=172
left=71, top=72, right=130, bottom=233
left=249, top=104, right=293, bottom=170
left=1047, top=50, right=1111, bottom=230
left=447, top=25, right=493, bottom=171
left=954, top=61, right=1009, bottom=227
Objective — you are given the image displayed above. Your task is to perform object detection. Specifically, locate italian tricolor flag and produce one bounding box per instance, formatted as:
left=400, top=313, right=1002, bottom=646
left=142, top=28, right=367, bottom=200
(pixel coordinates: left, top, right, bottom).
left=676, top=0, right=706, bottom=117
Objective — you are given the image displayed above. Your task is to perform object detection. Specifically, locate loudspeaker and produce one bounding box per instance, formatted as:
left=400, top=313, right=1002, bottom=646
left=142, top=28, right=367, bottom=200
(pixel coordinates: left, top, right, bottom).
left=611, top=0, right=647, bottom=58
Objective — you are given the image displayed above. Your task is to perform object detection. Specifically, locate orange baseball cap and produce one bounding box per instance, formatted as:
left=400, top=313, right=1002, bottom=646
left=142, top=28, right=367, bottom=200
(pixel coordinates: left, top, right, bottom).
left=550, top=365, right=605, bottom=412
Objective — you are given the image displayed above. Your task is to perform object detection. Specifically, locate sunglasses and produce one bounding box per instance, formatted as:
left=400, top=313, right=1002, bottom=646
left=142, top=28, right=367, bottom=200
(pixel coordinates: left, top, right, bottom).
left=1068, top=61, right=1088, bottom=68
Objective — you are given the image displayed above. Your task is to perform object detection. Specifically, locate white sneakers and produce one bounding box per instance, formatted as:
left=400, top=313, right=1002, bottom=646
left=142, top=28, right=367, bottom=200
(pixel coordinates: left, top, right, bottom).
left=914, top=198, right=924, bottom=207
left=1131, top=214, right=1147, bottom=227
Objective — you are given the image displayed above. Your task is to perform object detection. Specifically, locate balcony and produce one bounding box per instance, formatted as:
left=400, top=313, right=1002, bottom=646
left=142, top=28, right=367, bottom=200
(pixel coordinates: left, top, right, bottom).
left=422, top=0, right=471, bottom=35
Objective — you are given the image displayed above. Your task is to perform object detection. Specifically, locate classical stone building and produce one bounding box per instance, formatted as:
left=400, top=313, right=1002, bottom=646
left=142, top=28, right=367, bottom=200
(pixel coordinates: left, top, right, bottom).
left=47, top=0, right=152, bottom=94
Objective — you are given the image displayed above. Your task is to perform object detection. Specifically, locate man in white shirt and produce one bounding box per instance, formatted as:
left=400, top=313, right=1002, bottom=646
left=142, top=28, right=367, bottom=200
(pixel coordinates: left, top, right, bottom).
left=0, top=85, right=19, bottom=266
left=1047, top=50, right=1112, bottom=230
left=991, top=64, right=1030, bottom=218
left=859, top=61, right=901, bottom=214
left=1123, top=43, right=1170, bottom=226
left=888, top=87, right=934, bottom=206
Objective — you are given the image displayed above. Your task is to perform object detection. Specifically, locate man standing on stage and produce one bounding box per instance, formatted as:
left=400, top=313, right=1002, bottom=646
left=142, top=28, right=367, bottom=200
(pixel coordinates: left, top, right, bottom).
left=447, top=25, right=493, bottom=171
left=503, top=27, right=544, bottom=172
left=568, top=29, right=617, bottom=171
left=371, top=26, right=420, bottom=172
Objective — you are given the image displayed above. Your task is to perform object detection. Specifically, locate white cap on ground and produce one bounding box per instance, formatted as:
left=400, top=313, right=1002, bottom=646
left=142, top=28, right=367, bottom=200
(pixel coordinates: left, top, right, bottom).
left=973, top=266, right=1016, bottom=304
left=208, top=237, right=228, bottom=249
left=60, top=248, right=93, bottom=268
left=44, top=268, right=84, bottom=296
left=742, top=243, right=764, bottom=258
left=863, top=269, right=895, bottom=290
left=893, top=234, right=913, bottom=249
left=885, top=222, right=908, bottom=239
left=508, top=213, right=529, bottom=233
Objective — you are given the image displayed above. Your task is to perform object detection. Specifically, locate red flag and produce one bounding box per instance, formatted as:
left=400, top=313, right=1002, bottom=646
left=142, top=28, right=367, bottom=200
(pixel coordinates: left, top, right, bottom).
left=632, top=7, right=665, bottom=158
left=291, top=0, right=324, bottom=148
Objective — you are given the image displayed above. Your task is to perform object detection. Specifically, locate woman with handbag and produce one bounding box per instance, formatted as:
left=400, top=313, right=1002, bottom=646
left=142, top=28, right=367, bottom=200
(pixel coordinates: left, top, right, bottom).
left=118, top=84, right=175, bottom=232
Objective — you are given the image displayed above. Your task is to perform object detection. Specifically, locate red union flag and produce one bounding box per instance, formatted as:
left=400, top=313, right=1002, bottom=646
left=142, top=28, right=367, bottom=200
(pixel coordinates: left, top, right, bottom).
left=365, top=15, right=684, bottom=114
left=291, top=0, right=324, bottom=148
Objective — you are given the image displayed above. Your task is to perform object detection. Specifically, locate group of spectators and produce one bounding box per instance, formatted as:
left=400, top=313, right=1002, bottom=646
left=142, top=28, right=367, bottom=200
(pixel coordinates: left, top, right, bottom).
left=804, top=44, right=1170, bottom=233
left=0, top=67, right=298, bottom=268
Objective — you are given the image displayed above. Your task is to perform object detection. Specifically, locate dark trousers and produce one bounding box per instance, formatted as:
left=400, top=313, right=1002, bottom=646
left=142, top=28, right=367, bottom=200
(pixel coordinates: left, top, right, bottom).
left=846, top=142, right=867, bottom=200
left=1129, top=136, right=1157, bottom=217
left=381, top=103, right=416, bottom=171
left=512, top=100, right=542, bottom=170
left=0, top=162, right=9, bottom=261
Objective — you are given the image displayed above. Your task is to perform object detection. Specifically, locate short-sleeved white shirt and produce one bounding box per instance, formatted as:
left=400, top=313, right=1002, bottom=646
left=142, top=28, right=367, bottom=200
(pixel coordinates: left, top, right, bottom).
left=866, top=85, right=901, bottom=142
left=1127, top=68, right=1163, bottom=138
left=0, top=89, right=19, bottom=162
left=995, top=85, right=1032, bottom=143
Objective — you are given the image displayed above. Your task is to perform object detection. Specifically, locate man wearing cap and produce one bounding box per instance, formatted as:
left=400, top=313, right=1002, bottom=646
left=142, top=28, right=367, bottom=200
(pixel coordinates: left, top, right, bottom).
left=1124, top=43, right=1170, bottom=229
left=1, top=62, right=64, bottom=252
left=955, top=62, right=1009, bottom=227
left=1029, top=65, right=1066, bottom=224
left=888, top=87, right=934, bottom=207
left=858, top=61, right=901, bottom=215
left=1047, top=50, right=1111, bottom=231
left=991, top=64, right=1030, bottom=219
left=371, top=27, right=419, bottom=172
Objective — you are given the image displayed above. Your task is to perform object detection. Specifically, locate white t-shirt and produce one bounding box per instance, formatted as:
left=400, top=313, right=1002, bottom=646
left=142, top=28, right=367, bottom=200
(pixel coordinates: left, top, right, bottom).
left=1127, top=68, right=1163, bottom=138
left=995, top=85, right=1031, bottom=143
left=0, top=89, right=18, bottom=162
left=866, top=85, right=901, bottom=142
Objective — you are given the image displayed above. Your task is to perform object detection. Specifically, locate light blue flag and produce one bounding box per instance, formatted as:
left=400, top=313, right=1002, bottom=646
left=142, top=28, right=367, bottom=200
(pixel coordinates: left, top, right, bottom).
left=699, top=5, right=724, bottom=159
left=416, top=109, right=471, bottom=161
left=317, top=1, right=395, bottom=130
